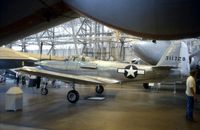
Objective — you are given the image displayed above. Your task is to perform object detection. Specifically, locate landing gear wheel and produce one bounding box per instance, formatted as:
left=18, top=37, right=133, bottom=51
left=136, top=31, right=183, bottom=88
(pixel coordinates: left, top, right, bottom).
left=41, top=88, right=48, bottom=95
left=67, top=90, right=79, bottom=103
left=96, top=85, right=104, bottom=94
left=143, top=83, right=150, bottom=89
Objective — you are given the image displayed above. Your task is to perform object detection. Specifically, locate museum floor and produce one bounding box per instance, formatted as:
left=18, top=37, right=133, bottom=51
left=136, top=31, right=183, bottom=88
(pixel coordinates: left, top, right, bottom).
left=0, top=80, right=200, bottom=130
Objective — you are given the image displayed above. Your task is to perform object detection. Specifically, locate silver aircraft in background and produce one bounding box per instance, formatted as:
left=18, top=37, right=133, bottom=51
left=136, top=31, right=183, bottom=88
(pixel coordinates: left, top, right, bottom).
left=18, top=42, right=190, bottom=103
left=132, top=40, right=200, bottom=89
left=132, top=40, right=171, bottom=65
left=133, top=40, right=200, bottom=69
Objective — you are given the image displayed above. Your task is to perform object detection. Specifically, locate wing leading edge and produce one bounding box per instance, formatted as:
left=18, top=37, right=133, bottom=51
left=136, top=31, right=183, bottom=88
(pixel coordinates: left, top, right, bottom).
left=17, top=66, right=120, bottom=85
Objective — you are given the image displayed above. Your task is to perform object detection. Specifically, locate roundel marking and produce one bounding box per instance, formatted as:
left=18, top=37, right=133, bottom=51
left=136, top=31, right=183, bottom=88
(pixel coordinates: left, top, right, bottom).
left=124, top=65, right=138, bottom=79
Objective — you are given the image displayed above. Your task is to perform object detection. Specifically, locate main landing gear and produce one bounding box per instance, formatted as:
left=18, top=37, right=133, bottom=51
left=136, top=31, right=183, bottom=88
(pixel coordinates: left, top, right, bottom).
left=67, top=90, right=79, bottom=103
left=40, top=81, right=105, bottom=104
left=66, top=83, right=105, bottom=104
left=96, top=84, right=104, bottom=94
left=66, top=82, right=79, bottom=103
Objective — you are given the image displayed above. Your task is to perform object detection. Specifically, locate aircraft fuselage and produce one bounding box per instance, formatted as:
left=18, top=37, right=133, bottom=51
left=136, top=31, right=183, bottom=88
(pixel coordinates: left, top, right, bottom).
left=38, top=60, right=183, bottom=84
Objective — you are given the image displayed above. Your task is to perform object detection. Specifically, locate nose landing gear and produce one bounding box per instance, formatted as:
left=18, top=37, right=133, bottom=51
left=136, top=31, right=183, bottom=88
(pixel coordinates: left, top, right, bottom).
left=41, top=87, right=48, bottom=95
left=41, top=82, right=48, bottom=95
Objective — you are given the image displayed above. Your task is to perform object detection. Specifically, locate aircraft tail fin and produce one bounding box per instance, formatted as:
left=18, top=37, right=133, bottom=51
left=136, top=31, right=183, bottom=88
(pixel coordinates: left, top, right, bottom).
left=156, top=42, right=190, bottom=76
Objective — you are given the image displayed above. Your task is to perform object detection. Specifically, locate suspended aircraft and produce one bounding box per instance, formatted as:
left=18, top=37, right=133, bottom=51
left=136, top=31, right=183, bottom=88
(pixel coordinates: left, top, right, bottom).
left=1, top=0, right=200, bottom=46
left=18, top=42, right=190, bottom=103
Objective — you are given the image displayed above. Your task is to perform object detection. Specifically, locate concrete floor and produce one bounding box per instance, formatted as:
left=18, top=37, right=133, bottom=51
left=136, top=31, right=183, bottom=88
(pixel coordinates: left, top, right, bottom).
left=0, top=80, right=200, bottom=130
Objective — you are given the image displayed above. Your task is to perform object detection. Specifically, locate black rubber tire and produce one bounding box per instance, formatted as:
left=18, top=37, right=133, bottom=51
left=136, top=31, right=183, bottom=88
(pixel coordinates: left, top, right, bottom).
left=96, top=85, right=104, bottom=94
left=67, top=90, right=79, bottom=103
left=143, top=83, right=150, bottom=89
left=41, top=88, right=48, bottom=95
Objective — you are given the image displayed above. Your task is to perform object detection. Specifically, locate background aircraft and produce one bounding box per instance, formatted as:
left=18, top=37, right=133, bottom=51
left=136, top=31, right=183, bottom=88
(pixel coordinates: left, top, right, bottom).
left=0, top=47, right=65, bottom=81
left=0, top=47, right=65, bottom=69
left=18, top=42, right=190, bottom=103
left=0, top=47, right=37, bottom=69
left=190, top=50, right=200, bottom=70
left=1, top=0, right=200, bottom=46
left=133, top=40, right=200, bottom=70
left=132, top=40, right=171, bottom=65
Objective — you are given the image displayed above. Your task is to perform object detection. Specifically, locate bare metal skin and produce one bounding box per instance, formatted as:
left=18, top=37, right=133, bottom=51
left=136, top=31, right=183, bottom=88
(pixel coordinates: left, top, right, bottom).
left=17, top=42, right=189, bottom=103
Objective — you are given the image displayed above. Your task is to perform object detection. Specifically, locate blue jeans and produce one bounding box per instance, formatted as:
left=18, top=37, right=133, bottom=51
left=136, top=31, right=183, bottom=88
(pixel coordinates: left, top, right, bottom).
left=186, top=96, right=194, bottom=120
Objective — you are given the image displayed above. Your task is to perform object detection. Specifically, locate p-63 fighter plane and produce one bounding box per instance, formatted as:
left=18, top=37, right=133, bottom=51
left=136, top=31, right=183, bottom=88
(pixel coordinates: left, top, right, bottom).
left=18, top=42, right=190, bottom=103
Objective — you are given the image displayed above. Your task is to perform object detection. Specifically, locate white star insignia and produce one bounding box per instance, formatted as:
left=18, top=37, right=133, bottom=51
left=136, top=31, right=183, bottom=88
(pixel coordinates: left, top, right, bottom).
left=125, top=66, right=137, bottom=77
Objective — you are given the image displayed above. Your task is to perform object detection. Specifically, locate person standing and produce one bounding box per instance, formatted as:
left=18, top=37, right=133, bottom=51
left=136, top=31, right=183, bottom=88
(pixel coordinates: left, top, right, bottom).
left=36, top=76, right=41, bottom=89
left=21, top=75, right=26, bottom=87
left=16, top=73, right=20, bottom=86
left=186, top=70, right=197, bottom=121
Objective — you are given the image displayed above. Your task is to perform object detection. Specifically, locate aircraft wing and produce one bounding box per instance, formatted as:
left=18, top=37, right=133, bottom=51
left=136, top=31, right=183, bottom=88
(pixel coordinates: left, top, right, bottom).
left=0, top=47, right=37, bottom=60
left=17, top=66, right=120, bottom=85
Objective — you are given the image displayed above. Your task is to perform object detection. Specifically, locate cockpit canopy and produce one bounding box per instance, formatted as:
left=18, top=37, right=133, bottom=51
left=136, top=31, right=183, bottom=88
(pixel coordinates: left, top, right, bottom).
left=68, top=55, right=94, bottom=62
